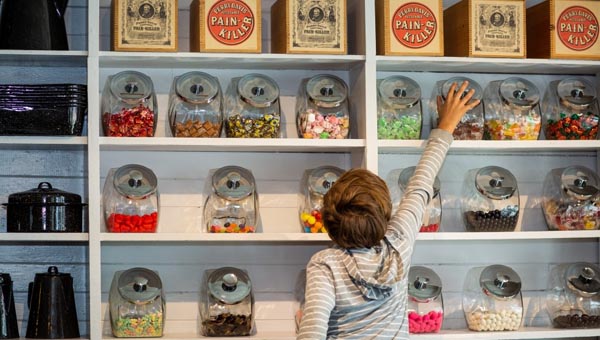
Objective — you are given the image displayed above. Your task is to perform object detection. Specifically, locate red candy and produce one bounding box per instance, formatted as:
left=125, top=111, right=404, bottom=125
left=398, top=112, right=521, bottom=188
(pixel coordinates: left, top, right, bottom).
left=103, top=104, right=155, bottom=137
left=420, top=223, right=439, bottom=232
left=107, top=212, right=158, bottom=232
left=408, top=311, right=443, bottom=333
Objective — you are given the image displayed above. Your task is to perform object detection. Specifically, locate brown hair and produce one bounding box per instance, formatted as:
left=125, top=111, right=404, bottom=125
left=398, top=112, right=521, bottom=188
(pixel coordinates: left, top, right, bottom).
left=322, top=168, right=391, bottom=248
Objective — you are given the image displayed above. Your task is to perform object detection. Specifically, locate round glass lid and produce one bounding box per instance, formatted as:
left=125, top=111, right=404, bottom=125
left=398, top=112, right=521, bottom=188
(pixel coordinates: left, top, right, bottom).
left=307, top=166, right=344, bottom=196
left=475, top=166, right=517, bottom=200
left=378, top=76, right=421, bottom=109
left=557, top=77, right=597, bottom=108
left=175, top=71, right=220, bottom=104
left=480, top=264, right=522, bottom=299
left=560, top=166, right=599, bottom=200
left=306, top=74, right=348, bottom=108
left=117, top=267, right=162, bottom=303
left=566, top=262, right=600, bottom=295
left=110, top=70, right=154, bottom=104
left=212, top=165, right=255, bottom=200
left=408, top=266, right=442, bottom=301
left=208, top=267, right=252, bottom=304
left=113, top=164, right=158, bottom=199
left=499, top=77, right=540, bottom=108
left=238, top=73, right=279, bottom=108
left=441, top=77, right=482, bottom=101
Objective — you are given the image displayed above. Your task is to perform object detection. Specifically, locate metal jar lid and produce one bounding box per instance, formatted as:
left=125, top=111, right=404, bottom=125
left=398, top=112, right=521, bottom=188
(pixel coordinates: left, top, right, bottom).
left=212, top=165, right=255, bottom=200
left=566, top=262, right=600, bottom=296
left=208, top=267, right=252, bottom=305
left=475, top=166, right=517, bottom=200
left=398, top=166, right=440, bottom=198
left=378, top=76, right=421, bottom=109
left=408, top=266, right=443, bottom=301
left=113, top=164, right=158, bottom=199
left=307, top=166, right=344, bottom=196
left=499, top=77, right=540, bottom=109
left=560, top=166, right=599, bottom=201
left=237, top=73, right=279, bottom=108
left=306, top=74, right=348, bottom=108
left=5, top=182, right=83, bottom=205
left=175, top=71, right=220, bottom=104
left=441, top=77, right=482, bottom=102
left=109, top=70, right=154, bottom=104
left=480, top=264, right=521, bottom=299
left=117, top=267, right=162, bottom=303
left=557, top=77, right=597, bottom=109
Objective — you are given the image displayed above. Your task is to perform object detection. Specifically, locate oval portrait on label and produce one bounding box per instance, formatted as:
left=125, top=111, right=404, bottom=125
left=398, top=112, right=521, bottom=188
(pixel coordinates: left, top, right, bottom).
left=207, top=0, right=255, bottom=45
left=392, top=2, right=437, bottom=49
left=557, top=6, right=598, bottom=51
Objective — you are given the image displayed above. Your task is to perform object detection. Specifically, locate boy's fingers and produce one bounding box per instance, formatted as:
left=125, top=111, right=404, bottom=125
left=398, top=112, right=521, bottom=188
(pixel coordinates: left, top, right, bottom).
left=436, top=95, right=443, bottom=111
left=459, top=88, right=476, bottom=105
left=446, top=82, right=458, bottom=101
left=465, top=98, right=481, bottom=111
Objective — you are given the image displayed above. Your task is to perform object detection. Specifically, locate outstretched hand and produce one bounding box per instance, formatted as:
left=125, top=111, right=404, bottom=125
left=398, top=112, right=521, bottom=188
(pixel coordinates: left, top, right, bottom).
left=436, top=81, right=481, bottom=133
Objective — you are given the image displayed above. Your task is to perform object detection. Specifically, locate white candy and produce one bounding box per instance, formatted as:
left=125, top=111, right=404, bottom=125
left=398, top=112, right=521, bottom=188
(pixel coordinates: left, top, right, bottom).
left=307, top=113, right=316, bottom=123
left=466, top=310, right=522, bottom=331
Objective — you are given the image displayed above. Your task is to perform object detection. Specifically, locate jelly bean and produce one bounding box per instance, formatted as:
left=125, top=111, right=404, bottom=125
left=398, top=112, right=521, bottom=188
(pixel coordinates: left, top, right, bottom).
left=300, top=209, right=327, bottom=233
left=420, top=223, right=439, bottom=232
left=225, top=114, right=280, bottom=138
left=174, top=120, right=221, bottom=137
left=103, top=104, right=155, bottom=137
left=408, top=310, right=443, bottom=333
left=484, top=114, right=541, bottom=140
left=210, top=223, right=256, bottom=233
left=298, top=109, right=350, bottom=139
left=545, top=112, right=600, bottom=140
left=107, top=212, right=158, bottom=233
left=377, top=115, right=421, bottom=139
left=113, top=311, right=163, bottom=337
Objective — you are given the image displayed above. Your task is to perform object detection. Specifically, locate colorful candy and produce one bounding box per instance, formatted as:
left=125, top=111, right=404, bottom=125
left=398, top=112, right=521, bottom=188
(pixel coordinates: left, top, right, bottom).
left=484, top=116, right=541, bottom=140
left=544, top=112, right=600, bottom=140
left=225, top=114, right=280, bottom=138
left=210, top=222, right=255, bottom=233
left=113, top=312, right=163, bottom=337
left=377, top=116, right=421, bottom=139
left=175, top=120, right=221, bottom=137
left=420, top=223, right=439, bottom=232
left=107, top=212, right=158, bottom=233
left=452, top=121, right=484, bottom=140
left=301, top=210, right=326, bottom=233
left=298, top=109, right=350, bottom=139
left=543, top=200, right=600, bottom=230
left=103, top=105, right=155, bottom=137
left=408, top=310, right=443, bottom=333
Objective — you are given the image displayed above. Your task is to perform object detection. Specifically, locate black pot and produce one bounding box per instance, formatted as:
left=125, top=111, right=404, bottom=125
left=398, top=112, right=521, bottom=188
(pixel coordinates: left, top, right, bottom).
left=2, top=182, right=87, bottom=232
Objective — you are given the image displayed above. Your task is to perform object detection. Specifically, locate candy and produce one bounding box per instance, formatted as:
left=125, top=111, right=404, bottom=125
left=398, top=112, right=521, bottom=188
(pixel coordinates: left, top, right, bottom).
left=408, top=310, right=443, bottom=333
left=113, top=312, right=163, bottom=337
left=484, top=114, right=541, bottom=140
left=174, top=120, right=221, bottom=137
left=543, top=200, right=600, bottom=230
left=225, top=114, right=280, bottom=138
left=420, top=223, right=439, bottom=232
left=452, top=121, right=484, bottom=140
left=202, top=313, right=252, bottom=336
left=298, top=109, right=350, bottom=139
left=301, top=209, right=326, bottom=233
left=210, top=222, right=255, bottom=233
left=103, top=104, right=155, bottom=137
left=466, top=309, right=522, bottom=331
left=107, top=212, right=158, bottom=233
left=553, top=314, right=600, bottom=328
left=377, top=115, right=421, bottom=139
left=464, top=207, right=519, bottom=232
left=544, top=112, right=600, bottom=140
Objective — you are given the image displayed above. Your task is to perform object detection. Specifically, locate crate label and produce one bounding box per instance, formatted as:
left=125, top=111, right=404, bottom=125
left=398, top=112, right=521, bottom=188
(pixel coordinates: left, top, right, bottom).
left=291, top=0, right=344, bottom=49
left=207, top=0, right=255, bottom=45
left=115, top=0, right=176, bottom=48
left=472, top=0, right=524, bottom=56
left=392, top=2, right=438, bottom=48
left=556, top=5, right=598, bottom=51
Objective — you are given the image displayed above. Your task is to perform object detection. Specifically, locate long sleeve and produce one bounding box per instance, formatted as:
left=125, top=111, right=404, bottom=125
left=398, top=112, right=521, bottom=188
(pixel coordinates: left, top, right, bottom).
left=297, top=259, right=336, bottom=340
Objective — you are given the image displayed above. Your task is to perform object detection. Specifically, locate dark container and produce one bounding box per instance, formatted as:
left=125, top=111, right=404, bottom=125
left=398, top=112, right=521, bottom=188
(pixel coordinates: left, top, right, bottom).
left=0, top=273, right=19, bottom=339
left=2, top=182, right=87, bottom=232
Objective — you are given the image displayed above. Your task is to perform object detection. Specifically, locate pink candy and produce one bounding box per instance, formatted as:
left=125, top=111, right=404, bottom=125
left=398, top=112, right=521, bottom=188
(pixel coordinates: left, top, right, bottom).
left=408, top=310, right=443, bottom=333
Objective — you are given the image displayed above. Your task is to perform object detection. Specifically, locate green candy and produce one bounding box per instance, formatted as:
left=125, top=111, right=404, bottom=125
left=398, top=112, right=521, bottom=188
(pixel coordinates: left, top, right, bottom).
left=377, top=116, right=421, bottom=139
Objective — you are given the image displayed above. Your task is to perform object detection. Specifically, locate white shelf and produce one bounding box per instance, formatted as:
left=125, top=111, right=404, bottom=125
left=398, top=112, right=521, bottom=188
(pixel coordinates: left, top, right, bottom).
left=0, top=50, right=88, bottom=67
left=411, top=327, right=600, bottom=339
left=378, top=139, right=600, bottom=153
left=0, top=233, right=89, bottom=242
left=100, top=232, right=332, bottom=242
left=417, top=230, right=600, bottom=240
left=102, top=332, right=296, bottom=340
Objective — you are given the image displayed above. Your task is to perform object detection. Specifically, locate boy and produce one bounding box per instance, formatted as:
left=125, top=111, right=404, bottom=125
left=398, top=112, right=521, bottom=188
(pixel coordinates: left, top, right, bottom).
left=297, top=81, right=480, bottom=339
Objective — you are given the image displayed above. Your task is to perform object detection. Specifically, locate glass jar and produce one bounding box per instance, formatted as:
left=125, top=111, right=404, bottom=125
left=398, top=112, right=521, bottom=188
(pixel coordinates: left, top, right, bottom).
left=102, top=71, right=157, bottom=137
left=224, top=74, right=280, bottom=138
left=377, top=76, right=422, bottom=140
left=168, top=71, right=222, bottom=138
left=483, top=77, right=541, bottom=140
left=461, top=166, right=519, bottom=232
left=103, top=164, right=159, bottom=233
left=431, top=77, right=484, bottom=140
left=298, top=165, right=344, bottom=233
left=204, top=166, right=258, bottom=233
left=546, top=262, right=600, bottom=328
left=408, top=266, right=444, bottom=334
left=296, top=74, right=350, bottom=139
left=542, top=166, right=600, bottom=230
left=199, top=267, right=254, bottom=336
left=109, top=267, right=165, bottom=337
left=542, top=77, right=600, bottom=140
left=463, top=264, right=523, bottom=331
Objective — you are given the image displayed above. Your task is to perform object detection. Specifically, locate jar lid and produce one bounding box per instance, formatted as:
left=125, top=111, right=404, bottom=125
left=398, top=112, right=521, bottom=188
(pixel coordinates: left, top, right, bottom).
left=6, top=182, right=82, bottom=205
left=475, top=166, right=517, bottom=200
left=175, top=71, right=220, bottom=104
left=237, top=73, right=279, bottom=108
left=117, top=267, right=162, bottom=303
left=113, top=164, right=158, bottom=199
left=306, top=74, right=348, bottom=108
left=378, top=76, right=421, bottom=109
left=441, top=77, right=482, bottom=101
left=398, top=166, right=440, bottom=197
left=408, top=266, right=442, bottom=301
left=208, top=267, right=252, bottom=305
left=557, top=77, right=597, bottom=108
left=35, top=266, right=72, bottom=279
left=307, top=166, right=344, bottom=196
left=499, top=77, right=540, bottom=108
left=480, top=264, right=521, bottom=299
left=560, top=166, right=599, bottom=200
left=212, top=166, right=255, bottom=200
left=566, top=262, right=600, bottom=295
left=109, top=70, right=154, bottom=104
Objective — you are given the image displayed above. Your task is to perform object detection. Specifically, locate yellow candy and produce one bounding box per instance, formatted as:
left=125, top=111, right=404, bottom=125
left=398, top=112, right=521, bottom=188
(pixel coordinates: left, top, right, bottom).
left=307, top=216, right=316, bottom=225
left=584, top=221, right=596, bottom=230
left=300, top=213, right=311, bottom=222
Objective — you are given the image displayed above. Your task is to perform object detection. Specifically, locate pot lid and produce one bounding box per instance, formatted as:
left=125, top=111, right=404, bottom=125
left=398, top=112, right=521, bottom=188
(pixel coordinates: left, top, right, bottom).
left=35, top=266, right=71, bottom=278
left=306, top=74, right=348, bottom=108
left=175, top=71, right=220, bottom=104
left=560, top=166, right=599, bottom=200
left=378, top=76, right=421, bottom=109
left=117, top=267, right=162, bottom=303
left=408, top=266, right=442, bottom=301
left=398, top=166, right=440, bottom=197
left=499, top=77, right=540, bottom=108
left=566, top=262, right=600, bottom=295
left=6, top=182, right=82, bottom=205
left=441, top=77, right=482, bottom=102
left=237, top=74, right=279, bottom=108
left=208, top=267, right=252, bottom=305
left=0, top=273, right=12, bottom=285
left=212, top=166, right=255, bottom=200
left=480, top=264, right=521, bottom=299
left=109, top=71, right=154, bottom=105
left=475, top=166, right=517, bottom=200
left=307, top=166, right=344, bottom=196
left=113, top=164, right=158, bottom=199
left=557, top=77, right=596, bottom=108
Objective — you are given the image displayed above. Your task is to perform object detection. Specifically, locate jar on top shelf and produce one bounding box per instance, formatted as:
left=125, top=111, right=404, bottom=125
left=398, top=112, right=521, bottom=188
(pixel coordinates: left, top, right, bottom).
left=102, top=71, right=157, bottom=137
left=299, top=165, right=344, bottom=233
left=408, top=266, right=444, bottom=334
left=377, top=76, right=422, bottom=140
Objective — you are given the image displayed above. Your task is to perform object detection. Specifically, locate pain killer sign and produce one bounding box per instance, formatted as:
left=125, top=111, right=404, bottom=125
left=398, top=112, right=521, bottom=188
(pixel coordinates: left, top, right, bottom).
left=392, top=2, right=438, bottom=48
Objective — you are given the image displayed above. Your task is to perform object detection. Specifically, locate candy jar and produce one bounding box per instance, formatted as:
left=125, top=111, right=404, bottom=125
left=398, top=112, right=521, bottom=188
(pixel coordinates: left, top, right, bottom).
left=296, top=74, right=350, bottom=139
left=461, top=166, right=520, bottom=232
left=299, top=165, right=344, bottom=233
left=542, top=166, right=600, bottom=231
left=483, top=77, right=542, bottom=140
left=430, top=77, right=484, bottom=140
left=542, top=77, right=600, bottom=140
left=408, top=266, right=444, bottom=333
left=168, top=71, right=223, bottom=137
left=546, top=262, right=600, bottom=328
left=103, top=164, right=159, bottom=233
left=109, top=267, right=165, bottom=337
left=199, top=267, right=254, bottom=336
left=463, top=264, right=523, bottom=331
left=224, top=74, right=280, bottom=138
left=102, top=71, right=157, bottom=137
left=377, top=76, right=422, bottom=139
left=204, top=166, right=258, bottom=233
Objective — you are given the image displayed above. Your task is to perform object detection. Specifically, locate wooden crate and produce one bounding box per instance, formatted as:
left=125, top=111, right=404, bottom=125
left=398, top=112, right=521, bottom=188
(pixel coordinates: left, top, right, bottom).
left=190, top=0, right=261, bottom=53
left=375, top=0, right=444, bottom=56
left=527, top=0, right=599, bottom=59
left=111, top=0, right=178, bottom=52
left=270, top=0, right=347, bottom=54
left=443, top=0, right=526, bottom=58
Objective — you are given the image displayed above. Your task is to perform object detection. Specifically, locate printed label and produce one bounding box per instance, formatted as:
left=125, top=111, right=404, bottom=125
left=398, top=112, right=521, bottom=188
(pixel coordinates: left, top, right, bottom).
left=473, top=1, right=523, bottom=56
left=292, top=0, right=343, bottom=49
left=557, top=6, right=598, bottom=51
left=392, top=2, right=437, bottom=48
left=207, top=0, right=255, bottom=45
left=117, top=0, right=175, bottom=48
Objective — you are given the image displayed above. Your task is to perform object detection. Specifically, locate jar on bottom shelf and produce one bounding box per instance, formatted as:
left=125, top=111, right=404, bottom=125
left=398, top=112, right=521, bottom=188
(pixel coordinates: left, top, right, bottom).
left=113, top=312, right=164, bottom=337
left=408, top=266, right=444, bottom=334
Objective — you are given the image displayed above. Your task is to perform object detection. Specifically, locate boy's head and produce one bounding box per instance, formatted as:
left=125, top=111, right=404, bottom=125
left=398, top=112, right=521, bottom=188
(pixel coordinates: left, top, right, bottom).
left=322, top=168, right=392, bottom=248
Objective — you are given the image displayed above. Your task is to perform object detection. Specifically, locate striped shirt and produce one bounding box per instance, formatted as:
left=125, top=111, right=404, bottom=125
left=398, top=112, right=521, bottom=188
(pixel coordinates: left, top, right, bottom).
left=297, top=129, right=453, bottom=340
